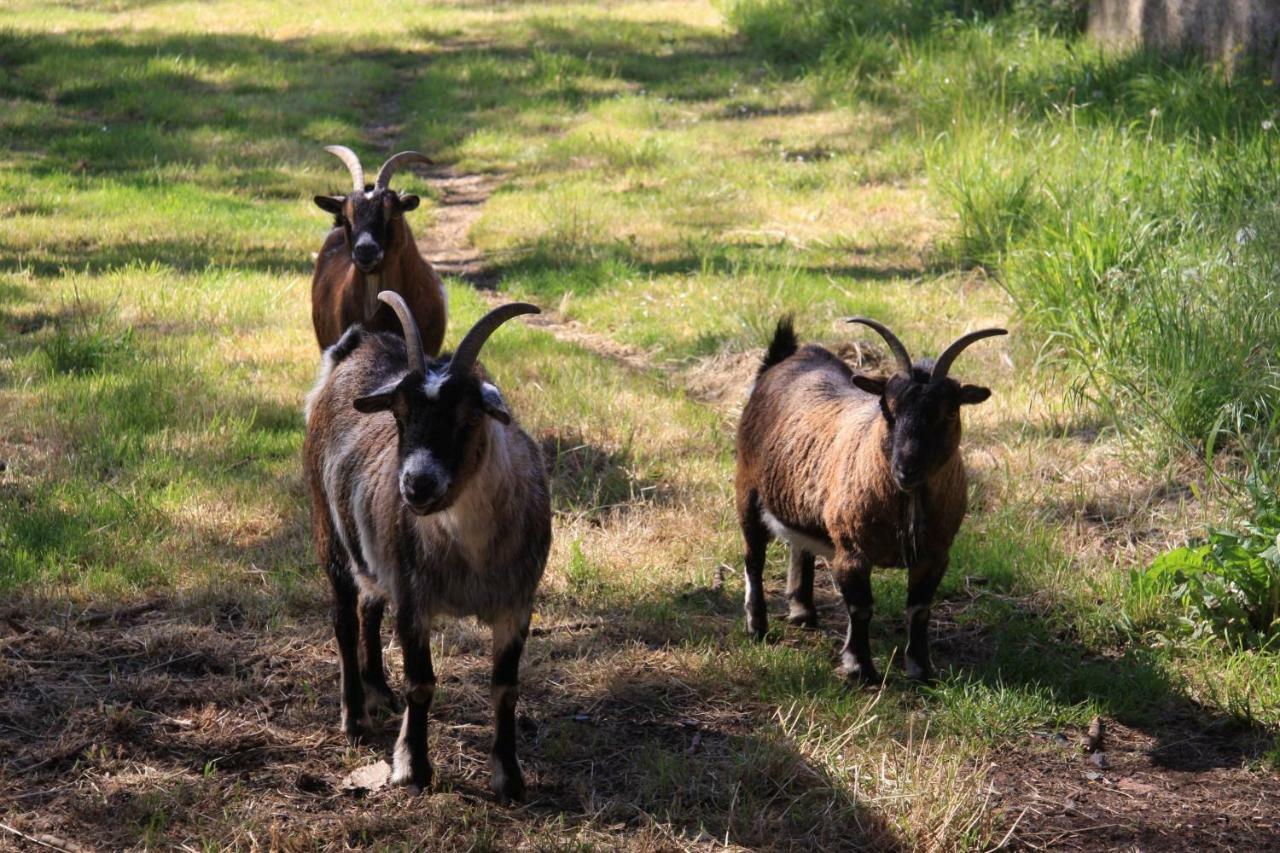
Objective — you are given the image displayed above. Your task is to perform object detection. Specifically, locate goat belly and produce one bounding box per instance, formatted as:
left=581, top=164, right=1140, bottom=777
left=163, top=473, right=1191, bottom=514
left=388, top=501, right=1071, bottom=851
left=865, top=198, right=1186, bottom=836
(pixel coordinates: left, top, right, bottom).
left=760, top=507, right=835, bottom=559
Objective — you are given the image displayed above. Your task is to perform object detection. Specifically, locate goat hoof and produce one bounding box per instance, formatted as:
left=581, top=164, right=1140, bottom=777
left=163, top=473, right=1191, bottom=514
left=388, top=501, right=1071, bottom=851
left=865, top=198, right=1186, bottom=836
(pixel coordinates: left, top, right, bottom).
left=390, top=762, right=432, bottom=792
left=905, top=657, right=934, bottom=684
left=342, top=711, right=372, bottom=744
left=490, top=756, right=526, bottom=804
left=839, top=664, right=881, bottom=687
left=364, top=683, right=400, bottom=717
left=786, top=607, right=818, bottom=629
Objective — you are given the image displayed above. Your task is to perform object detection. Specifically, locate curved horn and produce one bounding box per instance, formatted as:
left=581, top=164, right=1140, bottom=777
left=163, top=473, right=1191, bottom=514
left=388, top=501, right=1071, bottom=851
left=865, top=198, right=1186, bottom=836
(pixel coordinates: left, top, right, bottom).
left=377, top=291, right=426, bottom=376
left=450, top=302, right=541, bottom=377
left=930, top=328, right=1008, bottom=383
left=847, top=317, right=913, bottom=375
left=374, top=151, right=434, bottom=192
left=324, top=145, right=365, bottom=193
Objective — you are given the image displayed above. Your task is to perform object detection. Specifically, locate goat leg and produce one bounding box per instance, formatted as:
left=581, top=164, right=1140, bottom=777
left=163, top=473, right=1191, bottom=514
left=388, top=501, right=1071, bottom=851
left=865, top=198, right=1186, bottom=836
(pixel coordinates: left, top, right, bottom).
left=391, top=602, right=435, bottom=792
left=740, top=494, right=771, bottom=641
left=905, top=560, right=946, bottom=683
left=489, top=612, right=530, bottom=804
left=358, top=597, right=399, bottom=717
left=327, top=553, right=368, bottom=741
left=833, top=552, right=880, bottom=685
left=785, top=546, right=818, bottom=628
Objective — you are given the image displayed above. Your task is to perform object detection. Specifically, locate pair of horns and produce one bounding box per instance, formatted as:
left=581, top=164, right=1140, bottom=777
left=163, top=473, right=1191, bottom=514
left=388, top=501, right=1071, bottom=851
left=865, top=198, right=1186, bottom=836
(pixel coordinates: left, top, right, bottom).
left=325, top=145, right=433, bottom=194
left=847, top=317, right=1007, bottom=383
left=377, top=291, right=539, bottom=379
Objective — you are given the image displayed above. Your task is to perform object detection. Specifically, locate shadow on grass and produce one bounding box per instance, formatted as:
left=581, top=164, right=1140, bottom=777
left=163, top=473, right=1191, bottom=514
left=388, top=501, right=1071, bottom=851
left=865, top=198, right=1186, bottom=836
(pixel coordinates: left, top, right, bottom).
left=489, top=239, right=929, bottom=299
left=0, top=242, right=314, bottom=278
left=1, top=589, right=902, bottom=850
left=935, top=597, right=1273, bottom=772
left=731, top=0, right=1277, bottom=145
left=598, top=519, right=1276, bottom=777
left=540, top=428, right=670, bottom=521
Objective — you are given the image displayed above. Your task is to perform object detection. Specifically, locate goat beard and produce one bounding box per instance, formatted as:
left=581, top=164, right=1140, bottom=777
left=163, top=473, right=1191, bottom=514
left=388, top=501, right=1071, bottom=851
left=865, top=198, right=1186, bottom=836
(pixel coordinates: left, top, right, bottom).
left=898, top=487, right=926, bottom=569
left=363, top=272, right=382, bottom=320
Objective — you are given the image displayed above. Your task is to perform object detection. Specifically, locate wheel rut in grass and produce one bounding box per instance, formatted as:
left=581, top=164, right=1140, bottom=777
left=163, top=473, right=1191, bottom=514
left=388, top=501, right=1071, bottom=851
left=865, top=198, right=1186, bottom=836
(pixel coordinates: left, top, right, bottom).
left=414, top=168, right=668, bottom=378
left=356, top=53, right=680, bottom=390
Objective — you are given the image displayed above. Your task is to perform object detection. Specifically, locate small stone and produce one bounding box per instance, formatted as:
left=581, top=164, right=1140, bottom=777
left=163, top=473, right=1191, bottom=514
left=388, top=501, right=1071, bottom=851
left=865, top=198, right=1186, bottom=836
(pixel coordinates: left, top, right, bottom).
left=1084, top=716, right=1105, bottom=753
left=340, top=760, right=391, bottom=792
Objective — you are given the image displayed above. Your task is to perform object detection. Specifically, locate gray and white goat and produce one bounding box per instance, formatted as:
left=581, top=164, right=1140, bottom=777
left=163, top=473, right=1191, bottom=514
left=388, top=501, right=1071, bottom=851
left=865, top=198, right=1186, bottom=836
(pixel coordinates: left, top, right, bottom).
left=304, top=291, right=550, bottom=802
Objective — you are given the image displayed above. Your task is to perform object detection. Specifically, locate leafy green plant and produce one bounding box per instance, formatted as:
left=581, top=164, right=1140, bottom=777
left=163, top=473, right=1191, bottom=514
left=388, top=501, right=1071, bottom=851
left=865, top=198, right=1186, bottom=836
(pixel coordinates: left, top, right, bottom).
left=1129, top=490, right=1280, bottom=648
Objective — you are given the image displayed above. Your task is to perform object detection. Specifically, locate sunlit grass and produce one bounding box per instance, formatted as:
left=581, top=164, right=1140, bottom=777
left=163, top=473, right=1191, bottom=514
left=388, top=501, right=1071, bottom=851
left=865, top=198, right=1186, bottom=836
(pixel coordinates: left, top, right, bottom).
left=2, top=0, right=1277, bottom=848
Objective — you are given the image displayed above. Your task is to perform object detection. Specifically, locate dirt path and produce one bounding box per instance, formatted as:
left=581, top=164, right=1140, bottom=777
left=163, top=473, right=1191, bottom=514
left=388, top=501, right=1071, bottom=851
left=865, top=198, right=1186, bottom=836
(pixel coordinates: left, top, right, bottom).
left=418, top=167, right=505, bottom=287
left=416, top=169, right=670, bottom=376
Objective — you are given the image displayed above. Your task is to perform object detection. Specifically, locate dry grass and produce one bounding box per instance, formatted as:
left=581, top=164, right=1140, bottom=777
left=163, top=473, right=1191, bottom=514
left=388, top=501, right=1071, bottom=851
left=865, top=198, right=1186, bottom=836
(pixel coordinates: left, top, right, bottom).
left=2, top=0, right=1278, bottom=849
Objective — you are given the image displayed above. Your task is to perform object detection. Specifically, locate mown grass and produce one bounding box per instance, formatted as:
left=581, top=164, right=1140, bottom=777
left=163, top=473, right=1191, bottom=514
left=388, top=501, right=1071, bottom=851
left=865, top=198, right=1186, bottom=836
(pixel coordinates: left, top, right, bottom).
left=1, top=0, right=1278, bottom=849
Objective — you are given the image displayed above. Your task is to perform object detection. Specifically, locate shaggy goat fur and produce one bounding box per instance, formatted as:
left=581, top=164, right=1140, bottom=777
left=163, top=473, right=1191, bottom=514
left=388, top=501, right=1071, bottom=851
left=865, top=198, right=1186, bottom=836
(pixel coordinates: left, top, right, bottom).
left=311, top=146, right=447, bottom=354
left=304, top=293, right=549, bottom=802
left=735, top=317, right=1003, bottom=683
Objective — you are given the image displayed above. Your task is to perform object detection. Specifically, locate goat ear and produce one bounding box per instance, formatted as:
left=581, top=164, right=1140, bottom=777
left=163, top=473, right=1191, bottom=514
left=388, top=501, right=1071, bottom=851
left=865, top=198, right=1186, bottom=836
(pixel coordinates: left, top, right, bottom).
left=397, top=193, right=420, bottom=212
left=959, top=384, right=991, bottom=405
left=852, top=374, right=886, bottom=396
left=315, top=195, right=345, bottom=215
left=353, top=380, right=400, bottom=414
left=479, top=382, right=512, bottom=425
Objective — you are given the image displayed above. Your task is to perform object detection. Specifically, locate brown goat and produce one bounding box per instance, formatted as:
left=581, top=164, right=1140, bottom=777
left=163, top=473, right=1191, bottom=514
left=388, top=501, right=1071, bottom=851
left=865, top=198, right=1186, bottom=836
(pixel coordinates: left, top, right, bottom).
left=304, top=291, right=550, bottom=802
left=735, top=317, right=1005, bottom=684
left=311, top=146, right=447, bottom=354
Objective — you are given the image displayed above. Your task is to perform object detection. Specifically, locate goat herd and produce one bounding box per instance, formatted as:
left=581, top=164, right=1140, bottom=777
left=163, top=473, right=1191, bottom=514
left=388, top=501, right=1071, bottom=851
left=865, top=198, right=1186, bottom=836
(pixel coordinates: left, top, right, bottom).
left=301, top=145, right=1006, bottom=803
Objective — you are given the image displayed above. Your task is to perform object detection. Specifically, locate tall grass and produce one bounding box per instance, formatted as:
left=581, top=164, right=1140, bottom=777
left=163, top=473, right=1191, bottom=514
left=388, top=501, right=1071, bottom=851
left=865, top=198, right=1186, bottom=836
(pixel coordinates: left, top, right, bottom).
left=725, top=0, right=1280, bottom=460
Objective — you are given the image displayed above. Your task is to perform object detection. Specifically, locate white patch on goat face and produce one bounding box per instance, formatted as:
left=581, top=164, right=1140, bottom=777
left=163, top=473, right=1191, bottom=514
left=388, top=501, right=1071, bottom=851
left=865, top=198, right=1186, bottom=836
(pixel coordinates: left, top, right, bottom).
left=422, top=372, right=446, bottom=400
left=400, top=448, right=448, bottom=504
left=761, top=509, right=835, bottom=559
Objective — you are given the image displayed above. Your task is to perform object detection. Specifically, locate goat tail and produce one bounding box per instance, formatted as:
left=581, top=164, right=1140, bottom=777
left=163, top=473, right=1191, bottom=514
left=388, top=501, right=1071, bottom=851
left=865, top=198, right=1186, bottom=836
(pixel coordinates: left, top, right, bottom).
left=759, top=315, right=798, bottom=377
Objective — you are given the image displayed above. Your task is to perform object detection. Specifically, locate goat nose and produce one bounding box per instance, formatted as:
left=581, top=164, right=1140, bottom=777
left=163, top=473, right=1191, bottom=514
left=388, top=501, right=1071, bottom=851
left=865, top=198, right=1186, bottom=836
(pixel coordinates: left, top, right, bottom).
left=893, top=462, right=921, bottom=485
left=403, top=474, right=439, bottom=506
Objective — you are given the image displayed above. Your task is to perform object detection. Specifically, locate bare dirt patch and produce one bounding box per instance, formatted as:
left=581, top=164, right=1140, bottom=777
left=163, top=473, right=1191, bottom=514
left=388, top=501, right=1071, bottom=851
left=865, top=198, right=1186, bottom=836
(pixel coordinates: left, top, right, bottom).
left=990, top=721, right=1280, bottom=851
left=419, top=167, right=507, bottom=287
left=0, top=598, right=899, bottom=850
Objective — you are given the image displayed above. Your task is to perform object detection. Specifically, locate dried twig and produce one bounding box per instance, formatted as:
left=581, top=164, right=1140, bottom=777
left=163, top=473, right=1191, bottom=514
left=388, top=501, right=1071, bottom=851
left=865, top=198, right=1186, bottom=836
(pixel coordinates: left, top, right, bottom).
left=75, top=600, right=163, bottom=628
left=0, top=822, right=90, bottom=853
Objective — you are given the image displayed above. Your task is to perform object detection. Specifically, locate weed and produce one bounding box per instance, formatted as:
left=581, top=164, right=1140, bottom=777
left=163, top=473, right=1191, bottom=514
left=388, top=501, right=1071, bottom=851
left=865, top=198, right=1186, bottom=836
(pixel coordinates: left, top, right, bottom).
left=1127, top=487, right=1280, bottom=648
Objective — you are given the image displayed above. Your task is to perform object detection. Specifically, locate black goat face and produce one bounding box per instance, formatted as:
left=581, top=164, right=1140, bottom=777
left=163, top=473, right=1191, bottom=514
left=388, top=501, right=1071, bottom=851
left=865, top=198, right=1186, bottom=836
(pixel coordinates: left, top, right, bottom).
left=853, top=369, right=990, bottom=491
left=314, top=188, right=420, bottom=274
left=352, top=369, right=512, bottom=515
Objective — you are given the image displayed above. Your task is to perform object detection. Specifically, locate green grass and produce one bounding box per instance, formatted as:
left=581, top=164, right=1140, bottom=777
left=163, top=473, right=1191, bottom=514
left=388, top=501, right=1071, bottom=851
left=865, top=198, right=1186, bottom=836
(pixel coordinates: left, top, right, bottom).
left=1, top=0, right=1278, bottom=849
left=726, top=0, right=1280, bottom=457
